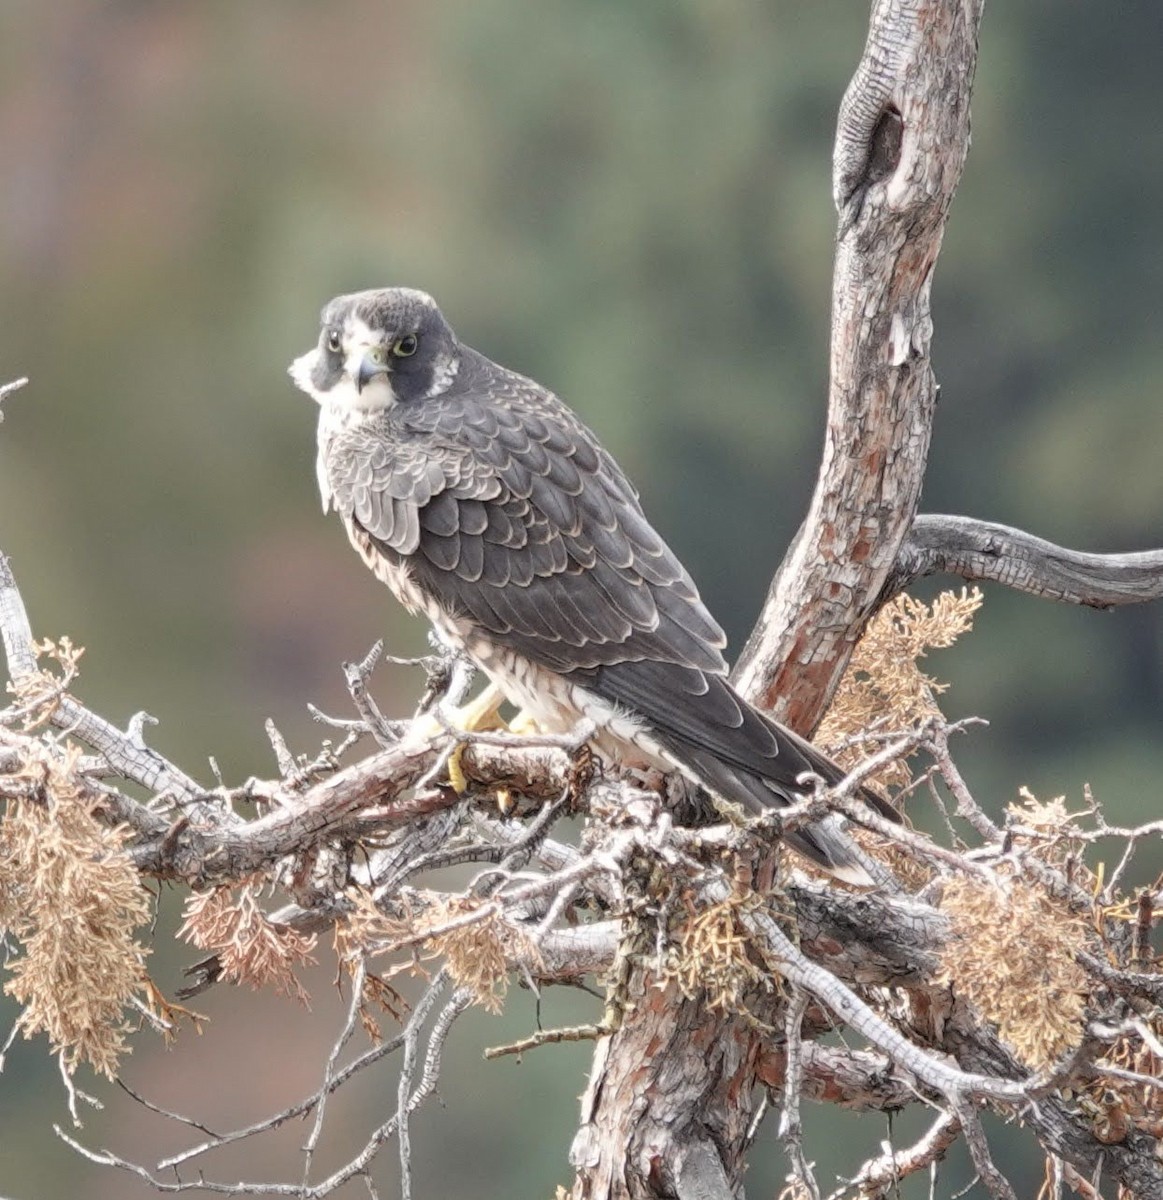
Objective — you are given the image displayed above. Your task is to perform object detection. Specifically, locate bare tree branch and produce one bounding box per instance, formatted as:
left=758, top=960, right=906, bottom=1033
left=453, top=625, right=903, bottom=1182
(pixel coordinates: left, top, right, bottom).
left=1, top=551, right=205, bottom=803
left=733, top=0, right=983, bottom=735
left=887, top=514, right=1163, bottom=608
left=956, top=1101, right=1018, bottom=1200
left=758, top=1043, right=918, bottom=1113
left=777, top=989, right=822, bottom=1200
left=126, top=733, right=573, bottom=883
left=826, top=1109, right=961, bottom=1199
left=0, top=376, right=28, bottom=421
left=4, top=0, right=1162, bottom=1195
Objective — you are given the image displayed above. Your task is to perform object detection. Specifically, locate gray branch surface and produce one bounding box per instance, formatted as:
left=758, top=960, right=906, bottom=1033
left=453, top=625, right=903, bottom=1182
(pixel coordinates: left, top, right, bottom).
left=583, top=0, right=985, bottom=1187
left=888, top=513, right=1163, bottom=608
left=3, top=539, right=1162, bottom=1196
left=570, top=1, right=1163, bottom=1196
left=1, top=551, right=204, bottom=802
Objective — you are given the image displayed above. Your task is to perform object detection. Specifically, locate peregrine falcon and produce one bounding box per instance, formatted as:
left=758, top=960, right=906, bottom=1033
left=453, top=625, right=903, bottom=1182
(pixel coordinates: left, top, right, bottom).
left=290, top=287, right=894, bottom=883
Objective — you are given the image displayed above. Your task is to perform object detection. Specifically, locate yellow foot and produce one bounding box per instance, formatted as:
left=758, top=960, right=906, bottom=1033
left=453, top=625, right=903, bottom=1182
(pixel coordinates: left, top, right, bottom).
left=409, top=684, right=545, bottom=796
left=490, top=709, right=543, bottom=812
left=506, top=709, right=542, bottom=737
left=410, top=682, right=506, bottom=743
left=447, top=743, right=469, bottom=794
left=409, top=683, right=507, bottom=793
left=452, top=681, right=509, bottom=735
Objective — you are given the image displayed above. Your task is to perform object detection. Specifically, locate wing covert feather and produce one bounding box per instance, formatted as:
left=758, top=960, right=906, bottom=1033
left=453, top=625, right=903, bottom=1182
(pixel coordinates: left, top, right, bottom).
left=320, top=356, right=728, bottom=675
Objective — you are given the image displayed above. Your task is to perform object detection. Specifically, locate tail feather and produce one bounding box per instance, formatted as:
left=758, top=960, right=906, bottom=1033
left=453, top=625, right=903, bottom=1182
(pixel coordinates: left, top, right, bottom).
left=575, top=659, right=898, bottom=883
left=670, top=745, right=877, bottom=885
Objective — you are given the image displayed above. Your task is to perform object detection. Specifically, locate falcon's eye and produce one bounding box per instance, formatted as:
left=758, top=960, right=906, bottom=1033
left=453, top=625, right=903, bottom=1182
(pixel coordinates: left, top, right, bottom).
left=325, top=329, right=342, bottom=355
left=392, top=334, right=418, bottom=358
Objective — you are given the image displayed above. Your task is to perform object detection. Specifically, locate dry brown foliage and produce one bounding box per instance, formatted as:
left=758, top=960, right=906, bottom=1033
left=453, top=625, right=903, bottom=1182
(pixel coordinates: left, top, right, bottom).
left=935, top=874, right=1090, bottom=1069
left=339, top=888, right=541, bottom=1015
left=1093, top=1015, right=1163, bottom=1144
left=0, top=745, right=151, bottom=1077
left=2, top=592, right=1159, bottom=1197
left=667, top=890, right=774, bottom=1017
left=333, top=890, right=416, bottom=1040
left=5, top=636, right=84, bottom=729
left=180, top=881, right=317, bottom=1004
left=426, top=900, right=538, bottom=1013
left=1008, top=786, right=1091, bottom=869
left=818, top=587, right=983, bottom=788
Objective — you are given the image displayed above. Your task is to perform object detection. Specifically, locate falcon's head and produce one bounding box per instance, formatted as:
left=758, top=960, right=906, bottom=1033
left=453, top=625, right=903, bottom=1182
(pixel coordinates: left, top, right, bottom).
left=289, top=287, right=460, bottom=412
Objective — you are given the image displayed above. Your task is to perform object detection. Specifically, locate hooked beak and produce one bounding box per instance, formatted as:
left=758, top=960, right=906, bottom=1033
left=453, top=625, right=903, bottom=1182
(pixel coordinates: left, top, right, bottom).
left=356, top=351, right=391, bottom=394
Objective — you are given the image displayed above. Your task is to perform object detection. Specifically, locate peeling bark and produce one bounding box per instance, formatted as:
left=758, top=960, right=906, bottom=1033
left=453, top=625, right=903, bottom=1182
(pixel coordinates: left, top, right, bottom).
left=4, top=1, right=1162, bottom=1196
left=733, top=0, right=983, bottom=736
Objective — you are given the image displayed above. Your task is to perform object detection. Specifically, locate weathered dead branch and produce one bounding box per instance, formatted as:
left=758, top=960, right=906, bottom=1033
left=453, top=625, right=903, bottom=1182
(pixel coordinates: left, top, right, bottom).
left=887, top=514, right=1163, bottom=608
left=733, top=0, right=983, bottom=736
left=3, top=543, right=1163, bottom=1194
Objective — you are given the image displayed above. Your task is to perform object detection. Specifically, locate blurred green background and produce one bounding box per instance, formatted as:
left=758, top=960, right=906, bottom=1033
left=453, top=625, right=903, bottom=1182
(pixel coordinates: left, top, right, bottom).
left=1, top=1, right=1161, bottom=1196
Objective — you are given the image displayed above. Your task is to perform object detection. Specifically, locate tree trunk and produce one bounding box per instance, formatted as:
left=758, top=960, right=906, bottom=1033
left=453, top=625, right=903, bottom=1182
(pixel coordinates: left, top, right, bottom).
left=569, top=2, right=983, bottom=1195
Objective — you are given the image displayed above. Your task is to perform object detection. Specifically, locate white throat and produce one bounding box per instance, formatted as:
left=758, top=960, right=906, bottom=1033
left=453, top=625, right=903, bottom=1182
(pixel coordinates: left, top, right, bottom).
left=289, top=347, right=397, bottom=415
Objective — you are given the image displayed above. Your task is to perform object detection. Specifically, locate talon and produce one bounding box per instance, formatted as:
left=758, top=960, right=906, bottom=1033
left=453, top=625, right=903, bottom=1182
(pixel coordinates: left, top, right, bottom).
left=415, top=683, right=511, bottom=793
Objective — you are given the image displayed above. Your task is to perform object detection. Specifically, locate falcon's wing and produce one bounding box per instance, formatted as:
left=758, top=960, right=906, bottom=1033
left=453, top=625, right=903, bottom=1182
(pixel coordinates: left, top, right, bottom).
left=571, top=657, right=899, bottom=822
left=322, top=355, right=729, bottom=677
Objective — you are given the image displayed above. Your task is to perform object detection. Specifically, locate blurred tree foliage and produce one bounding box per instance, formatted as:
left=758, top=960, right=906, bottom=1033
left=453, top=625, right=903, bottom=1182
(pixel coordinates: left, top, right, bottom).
left=1, top=2, right=1160, bottom=1196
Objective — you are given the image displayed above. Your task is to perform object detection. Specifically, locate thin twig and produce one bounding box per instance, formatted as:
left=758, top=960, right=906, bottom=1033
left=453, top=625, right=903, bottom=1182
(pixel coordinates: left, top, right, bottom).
left=301, top=956, right=369, bottom=1189
left=55, top=1127, right=306, bottom=1196
left=0, top=376, right=29, bottom=418
left=778, top=989, right=821, bottom=1200
left=116, top=1081, right=219, bottom=1139
left=157, top=1027, right=410, bottom=1170
left=1, top=553, right=206, bottom=804
left=58, top=1053, right=101, bottom=1127
left=342, top=641, right=398, bottom=749
left=927, top=724, right=1002, bottom=842
left=304, top=974, right=449, bottom=1197
left=955, top=1100, right=1018, bottom=1200
left=484, top=1023, right=605, bottom=1060
left=827, top=1109, right=961, bottom=1200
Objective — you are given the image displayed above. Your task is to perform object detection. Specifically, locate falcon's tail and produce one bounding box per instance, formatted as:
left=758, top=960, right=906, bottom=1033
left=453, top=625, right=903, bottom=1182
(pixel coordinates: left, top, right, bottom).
left=578, top=659, right=899, bottom=885
left=669, top=745, right=883, bottom=885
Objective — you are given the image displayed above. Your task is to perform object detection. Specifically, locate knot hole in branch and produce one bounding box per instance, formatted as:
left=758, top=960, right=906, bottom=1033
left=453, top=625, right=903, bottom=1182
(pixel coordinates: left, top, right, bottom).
left=865, top=105, right=903, bottom=191
left=836, top=103, right=903, bottom=232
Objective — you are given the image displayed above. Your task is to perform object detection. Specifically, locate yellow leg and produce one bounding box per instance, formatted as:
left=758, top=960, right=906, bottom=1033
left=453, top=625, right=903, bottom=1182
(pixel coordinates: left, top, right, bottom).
left=454, top=681, right=508, bottom=733
left=410, top=682, right=506, bottom=743
left=447, top=747, right=469, bottom=794
left=410, top=682, right=507, bottom=794
left=506, top=709, right=542, bottom=736
left=482, top=704, right=539, bottom=810
left=410, top=683, right=542, bottom=795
